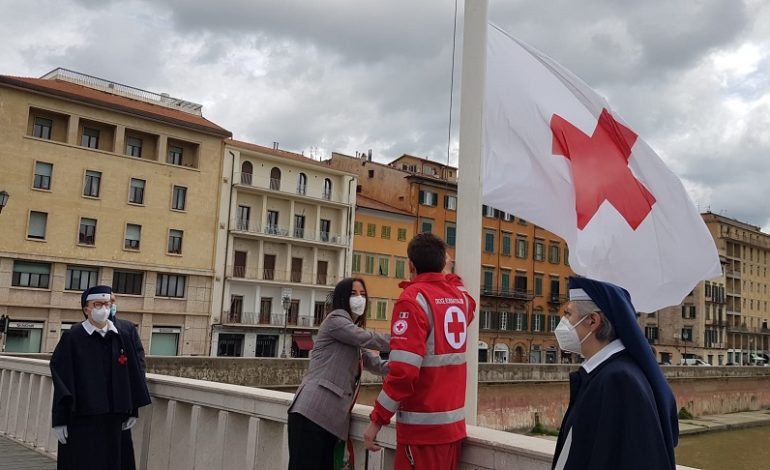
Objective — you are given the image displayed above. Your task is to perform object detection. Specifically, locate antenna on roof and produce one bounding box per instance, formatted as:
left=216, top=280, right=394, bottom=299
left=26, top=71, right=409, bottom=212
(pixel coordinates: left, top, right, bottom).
left=273, top=141, right=279, bottom=150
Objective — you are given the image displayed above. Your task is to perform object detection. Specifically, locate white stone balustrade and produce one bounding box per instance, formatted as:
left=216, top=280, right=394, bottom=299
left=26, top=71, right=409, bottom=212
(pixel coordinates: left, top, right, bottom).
left=0, top=356, right=698, bottom=470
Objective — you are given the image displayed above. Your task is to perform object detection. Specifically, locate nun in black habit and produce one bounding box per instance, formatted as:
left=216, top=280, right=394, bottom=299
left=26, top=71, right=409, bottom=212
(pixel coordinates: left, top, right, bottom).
left=50, top=285, right=151, bottom=470
left=551, top=277, right=678, bottom=470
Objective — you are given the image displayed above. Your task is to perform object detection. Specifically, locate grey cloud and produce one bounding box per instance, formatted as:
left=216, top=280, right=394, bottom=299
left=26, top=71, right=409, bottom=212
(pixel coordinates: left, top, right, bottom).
left=4, top=0, right=770, bottom=231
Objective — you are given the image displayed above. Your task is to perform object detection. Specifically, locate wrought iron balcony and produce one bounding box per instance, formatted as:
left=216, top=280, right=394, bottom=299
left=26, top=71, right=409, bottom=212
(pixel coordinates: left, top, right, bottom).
left=480, top=287, right=534, bottom=301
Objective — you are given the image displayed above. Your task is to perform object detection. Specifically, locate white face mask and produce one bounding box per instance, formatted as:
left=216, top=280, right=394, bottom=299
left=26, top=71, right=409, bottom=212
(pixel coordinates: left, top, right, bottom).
left=554, top=315, right=591, bottom=356
left=90, top=306, right=110, bottom=324
left=349, top=295, right=366, bottom=317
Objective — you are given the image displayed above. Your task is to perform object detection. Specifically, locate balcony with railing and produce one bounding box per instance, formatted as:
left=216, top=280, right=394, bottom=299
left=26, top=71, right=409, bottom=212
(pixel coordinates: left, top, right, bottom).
left=222, top=311, right=321, bottom=328
left=227, top=266, right=340, bottom=288
left=727, top=324, right=770, bottom=335
left=726, top=269, right=741, bottom=279
left=480, top=286, right=535, bottom=301
left=232, top=218, right=349, bottom=246
left=547, top=294, right=569, bottom=305
left=235, top=172, right=348, bottom=206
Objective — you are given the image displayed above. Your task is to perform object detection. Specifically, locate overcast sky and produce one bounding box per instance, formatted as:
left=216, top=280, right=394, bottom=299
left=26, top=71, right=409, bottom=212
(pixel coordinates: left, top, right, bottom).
left=2, top=0, right=769, bottom=231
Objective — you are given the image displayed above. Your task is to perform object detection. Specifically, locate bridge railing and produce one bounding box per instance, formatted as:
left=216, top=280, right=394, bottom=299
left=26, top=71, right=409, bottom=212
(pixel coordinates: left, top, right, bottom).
left=0, top=356, right=696, bottom=470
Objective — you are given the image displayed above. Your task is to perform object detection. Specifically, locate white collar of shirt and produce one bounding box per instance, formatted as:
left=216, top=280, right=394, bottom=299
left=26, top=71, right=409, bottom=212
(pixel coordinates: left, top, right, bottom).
left=82, top=319, right=118, bottom=337
left=581, top=338, right=625, bottom=374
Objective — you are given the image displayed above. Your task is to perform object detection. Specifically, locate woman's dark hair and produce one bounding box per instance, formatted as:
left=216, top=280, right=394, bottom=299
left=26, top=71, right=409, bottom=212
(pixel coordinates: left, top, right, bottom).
left=330, top=277, right=368, bottom=327
left=407, top=233, right=447, bottom=274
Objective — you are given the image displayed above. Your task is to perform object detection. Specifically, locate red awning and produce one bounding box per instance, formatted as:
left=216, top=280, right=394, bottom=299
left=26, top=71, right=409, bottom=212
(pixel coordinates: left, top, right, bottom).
left=293, top=334, right=314, bottom=351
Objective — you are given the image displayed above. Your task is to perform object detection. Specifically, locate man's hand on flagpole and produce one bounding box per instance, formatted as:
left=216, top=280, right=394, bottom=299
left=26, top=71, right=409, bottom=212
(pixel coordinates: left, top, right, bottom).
left=363, top=421, right=382, bottom=452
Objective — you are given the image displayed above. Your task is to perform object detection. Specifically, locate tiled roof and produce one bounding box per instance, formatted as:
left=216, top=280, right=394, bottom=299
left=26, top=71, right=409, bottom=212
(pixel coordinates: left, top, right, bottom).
left=355, top=194, right=413, bottom=216
left=0, top=75, right=231, bottom=137
left=390, top=153, right=457, bottom=170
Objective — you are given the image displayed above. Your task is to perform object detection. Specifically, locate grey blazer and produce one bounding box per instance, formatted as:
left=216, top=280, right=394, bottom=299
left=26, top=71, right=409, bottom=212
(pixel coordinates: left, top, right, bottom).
left=288, top=309, right=390, bottom=440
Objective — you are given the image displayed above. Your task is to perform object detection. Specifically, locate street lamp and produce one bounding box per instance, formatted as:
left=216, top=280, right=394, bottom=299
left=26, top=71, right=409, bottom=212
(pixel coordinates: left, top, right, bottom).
left=682, top=329, right=690, bottom=363
left=280, top=293, right=291, bottom=358
left=0, top=191, right=9, bottom=214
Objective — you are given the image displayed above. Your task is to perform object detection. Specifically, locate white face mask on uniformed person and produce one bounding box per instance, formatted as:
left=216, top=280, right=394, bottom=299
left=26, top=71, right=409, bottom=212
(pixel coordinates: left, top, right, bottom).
left=554, top=315, right=591, bottom=356
left=349, top=296, right=366, bottom=317
left=90, top=306, right=110, bottom=323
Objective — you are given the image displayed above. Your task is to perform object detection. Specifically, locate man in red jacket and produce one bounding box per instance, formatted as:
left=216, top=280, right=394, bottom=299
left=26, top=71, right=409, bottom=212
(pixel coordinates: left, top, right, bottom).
left=364, top=233, right=476, bottom=469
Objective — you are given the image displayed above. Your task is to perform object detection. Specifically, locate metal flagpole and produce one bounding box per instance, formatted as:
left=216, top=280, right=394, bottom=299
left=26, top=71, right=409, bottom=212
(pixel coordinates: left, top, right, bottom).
left=456, top=0, right=488, bottom=425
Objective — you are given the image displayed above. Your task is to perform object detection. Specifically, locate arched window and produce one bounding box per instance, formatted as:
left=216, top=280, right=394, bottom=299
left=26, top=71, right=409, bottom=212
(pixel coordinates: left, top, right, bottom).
left=241, top=161, right=253, bottom=185
left=270, top=167, right=281, bottom=190
left=322, top=178, right=332, bottom=200
left=297, top=173, right=307, bottom=195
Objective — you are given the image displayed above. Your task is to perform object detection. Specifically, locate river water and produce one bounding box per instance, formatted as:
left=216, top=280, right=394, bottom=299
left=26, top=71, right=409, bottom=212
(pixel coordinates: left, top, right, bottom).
left=676, top=425, right=770, bottom=470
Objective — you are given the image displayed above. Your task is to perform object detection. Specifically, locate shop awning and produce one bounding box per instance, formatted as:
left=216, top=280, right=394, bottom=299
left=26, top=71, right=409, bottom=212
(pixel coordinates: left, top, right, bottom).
left=293, top=334, right=314, bottom=351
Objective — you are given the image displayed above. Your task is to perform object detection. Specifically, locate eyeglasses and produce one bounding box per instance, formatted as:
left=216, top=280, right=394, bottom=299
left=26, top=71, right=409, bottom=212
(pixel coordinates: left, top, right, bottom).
left=91, top=301, right=112, bottom=309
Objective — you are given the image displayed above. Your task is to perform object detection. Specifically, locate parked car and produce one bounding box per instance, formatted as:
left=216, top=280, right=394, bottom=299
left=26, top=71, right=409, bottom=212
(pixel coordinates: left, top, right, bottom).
left=680, top=358, right=710, bottom=366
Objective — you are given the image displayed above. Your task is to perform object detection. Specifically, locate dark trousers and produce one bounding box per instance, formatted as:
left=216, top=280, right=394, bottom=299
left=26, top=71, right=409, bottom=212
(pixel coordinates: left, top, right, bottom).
left=287, top=412, right=339, bottom=470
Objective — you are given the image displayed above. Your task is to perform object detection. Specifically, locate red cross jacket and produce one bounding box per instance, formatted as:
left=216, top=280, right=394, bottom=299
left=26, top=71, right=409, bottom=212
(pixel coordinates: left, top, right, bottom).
left=370, top=272, right=477, bottom=445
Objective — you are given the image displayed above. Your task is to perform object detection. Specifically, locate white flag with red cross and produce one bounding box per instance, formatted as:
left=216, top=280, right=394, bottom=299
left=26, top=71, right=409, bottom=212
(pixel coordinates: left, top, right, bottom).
left=482, top=24, right=722, bottom=312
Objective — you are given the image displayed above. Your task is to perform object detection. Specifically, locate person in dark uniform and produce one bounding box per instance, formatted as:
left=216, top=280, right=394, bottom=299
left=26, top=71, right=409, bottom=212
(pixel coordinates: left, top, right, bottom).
left=551, top=277, right=678, bottom=470
left=110, top=291, right=147, bottom=469
left=50, top=285, right=151, bottom=470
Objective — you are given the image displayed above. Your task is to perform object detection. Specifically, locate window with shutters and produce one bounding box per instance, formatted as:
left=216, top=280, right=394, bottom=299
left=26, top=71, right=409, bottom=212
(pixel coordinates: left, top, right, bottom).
left=112, top=270, right=144, bottom=295
left=12, top=261, right=51, bottom=288
left=502, top=233, right=511, bottom=256
left=83, top=170, right=101, bottom=198
left=129, top=178, right=145, bottom=204
left=27, top=211, right=47, bottom=240
left=172, top=186, right=187, bottom=211
left=365, top=255, right=375, bottom=274
left=66, top=266, right=98, bottom=291
left=446, top=224, right=456, bottom=247
left=156, top=273, right=186, bottom=298
left=78, top=218, right=97, bottom=245
left=515, top=237, right=528, bottom=258
left=168, top=229, right=183, bottom=254
left=125, top=224, right=141, bottom=250
left=33, top=162, right=53, bottom=190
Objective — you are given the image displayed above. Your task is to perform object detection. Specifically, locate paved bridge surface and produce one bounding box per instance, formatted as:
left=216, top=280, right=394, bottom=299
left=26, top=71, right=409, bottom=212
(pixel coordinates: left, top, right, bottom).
left=0, top=436, right=56, bottom=469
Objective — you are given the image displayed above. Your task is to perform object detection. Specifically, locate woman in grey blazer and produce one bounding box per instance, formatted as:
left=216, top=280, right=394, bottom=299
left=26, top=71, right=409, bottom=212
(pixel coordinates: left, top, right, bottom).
left=288, top=277, right=390, bottom=470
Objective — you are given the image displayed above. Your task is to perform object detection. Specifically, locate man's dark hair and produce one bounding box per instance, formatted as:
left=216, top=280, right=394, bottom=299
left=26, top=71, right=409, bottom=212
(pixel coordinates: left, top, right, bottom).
left=407, top=233, right=447, bottom=274
left=330, top=277, right=368, bottom=327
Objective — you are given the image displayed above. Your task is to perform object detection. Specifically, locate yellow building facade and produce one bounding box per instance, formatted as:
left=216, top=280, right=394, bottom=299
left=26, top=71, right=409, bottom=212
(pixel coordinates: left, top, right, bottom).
left=0, top=69, right=231, bottom=355
left=350, top=195, right=415, bottom=333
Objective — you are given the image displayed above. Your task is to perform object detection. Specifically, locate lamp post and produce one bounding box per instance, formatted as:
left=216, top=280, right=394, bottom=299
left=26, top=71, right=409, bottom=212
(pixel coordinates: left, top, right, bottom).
left=682, top=329, right=690, bottom=363
left=280, top=290, right=292, bottom=358
left=0, top=191, right=9, bottom=214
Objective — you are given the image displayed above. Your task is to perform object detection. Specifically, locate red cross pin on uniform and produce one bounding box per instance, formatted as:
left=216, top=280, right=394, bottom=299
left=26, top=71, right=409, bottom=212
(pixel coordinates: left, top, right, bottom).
left=118, top=348, right=128, bottom=366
